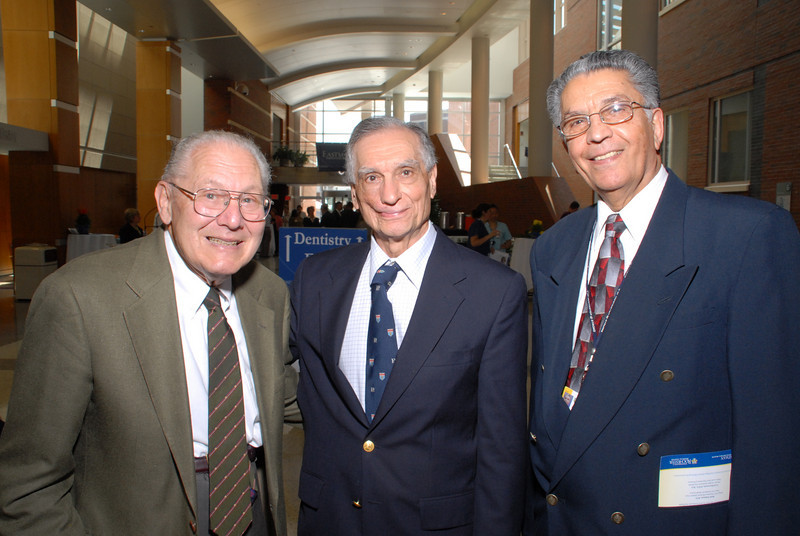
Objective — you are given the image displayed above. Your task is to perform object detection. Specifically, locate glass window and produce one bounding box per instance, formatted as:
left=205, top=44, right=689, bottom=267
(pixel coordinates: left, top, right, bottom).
left=598, top=0, right=622, bottom=50
left=709, top=92, right=751, bottom=184
left=297, top=98, right=504, bottom=167
left=663, top=109, right=689, bottom=181
left=554, top=0, right=566, bottom=34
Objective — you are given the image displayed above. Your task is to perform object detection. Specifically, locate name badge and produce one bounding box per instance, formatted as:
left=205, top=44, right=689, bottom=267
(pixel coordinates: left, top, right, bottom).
left=658, top=450, right=731, bottom=508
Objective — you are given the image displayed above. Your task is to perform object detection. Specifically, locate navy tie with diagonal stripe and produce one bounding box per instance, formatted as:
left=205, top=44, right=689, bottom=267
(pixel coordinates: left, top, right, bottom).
left=365, top=261, right=401, bottom=423
left=204, top=287, right=252, bottom=536
left=563, top=213, right=626, bottom=409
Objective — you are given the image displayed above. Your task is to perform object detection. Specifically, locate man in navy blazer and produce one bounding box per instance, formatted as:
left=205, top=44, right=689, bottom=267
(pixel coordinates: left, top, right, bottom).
left=526, top=50, right=800, bottom=534
left=291, top=117, right=528, bottom=535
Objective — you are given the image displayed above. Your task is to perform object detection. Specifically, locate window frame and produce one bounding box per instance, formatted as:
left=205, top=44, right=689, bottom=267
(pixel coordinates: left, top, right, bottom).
left=708, top=91, right=752, bottom=188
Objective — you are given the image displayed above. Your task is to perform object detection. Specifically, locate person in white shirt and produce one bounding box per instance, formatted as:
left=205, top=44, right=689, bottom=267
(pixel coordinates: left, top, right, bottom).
left=290, top=117, right=529, bottom=535
left=526, top=48, right=800, bottom=536
left=0, top=130, right=300, bottom=536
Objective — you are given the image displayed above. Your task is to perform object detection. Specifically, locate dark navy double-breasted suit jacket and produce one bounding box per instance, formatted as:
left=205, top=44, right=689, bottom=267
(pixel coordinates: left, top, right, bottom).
left=526, top=172, right=800, bottom=535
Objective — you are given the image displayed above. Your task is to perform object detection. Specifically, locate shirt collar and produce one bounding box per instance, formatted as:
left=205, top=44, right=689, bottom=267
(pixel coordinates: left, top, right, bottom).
left=596, top=165, right=669, bottom=244
left=368, top=222, right=436, bottom=290
left=164, top=230, right=233, bottom=315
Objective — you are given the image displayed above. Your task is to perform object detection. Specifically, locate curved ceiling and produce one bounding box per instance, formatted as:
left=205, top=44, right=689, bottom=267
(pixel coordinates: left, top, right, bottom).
left=80, top=0, right=530, bottom=109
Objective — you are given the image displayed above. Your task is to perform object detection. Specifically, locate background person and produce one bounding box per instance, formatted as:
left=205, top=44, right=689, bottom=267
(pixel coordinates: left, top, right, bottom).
left=468, top=202, right=500, bottom=255
left=487, top=204, right=513, bottom=264
left=119, top=207, right=145, bottom=243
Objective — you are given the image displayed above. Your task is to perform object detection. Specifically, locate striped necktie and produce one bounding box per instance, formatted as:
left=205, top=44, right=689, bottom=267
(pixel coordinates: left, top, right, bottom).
left=204, top=287, right=252, bottom=536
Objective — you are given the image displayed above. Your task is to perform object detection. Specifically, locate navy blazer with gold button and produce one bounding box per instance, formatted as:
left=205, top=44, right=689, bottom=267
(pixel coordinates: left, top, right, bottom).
left=291, top=226, right=529, bottom=536
left=526, top=172, right=800, bottom=535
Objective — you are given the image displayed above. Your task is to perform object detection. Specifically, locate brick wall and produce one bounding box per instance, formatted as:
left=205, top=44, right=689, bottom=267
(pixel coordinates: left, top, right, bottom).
left=659, top=0, right=800, bottom=227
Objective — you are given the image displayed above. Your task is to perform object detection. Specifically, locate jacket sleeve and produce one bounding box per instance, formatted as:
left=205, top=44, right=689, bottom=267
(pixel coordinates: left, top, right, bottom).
left=473, top=271, right=529, bottom=535
left=0, top=274, right=90, bottom=535
left=726, top=207, right=800, bottom=534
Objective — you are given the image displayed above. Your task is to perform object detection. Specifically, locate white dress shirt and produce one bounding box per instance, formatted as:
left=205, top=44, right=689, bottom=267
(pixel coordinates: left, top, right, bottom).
left=339, top=222, right=437, bottom=410
left=573, top=165, right=669, bottom=340
left=164, top=231, right=263, bottom=457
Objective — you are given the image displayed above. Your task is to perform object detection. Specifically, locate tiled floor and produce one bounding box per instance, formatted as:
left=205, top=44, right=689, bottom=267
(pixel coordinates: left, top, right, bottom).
left=0, top=259, right=302, bottom=535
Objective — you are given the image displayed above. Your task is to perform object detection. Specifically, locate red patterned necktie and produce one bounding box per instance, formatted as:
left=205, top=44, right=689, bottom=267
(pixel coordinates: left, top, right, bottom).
left=204, top=288, right=252, bottom=536
left=563, top=214, right=626, bottom=409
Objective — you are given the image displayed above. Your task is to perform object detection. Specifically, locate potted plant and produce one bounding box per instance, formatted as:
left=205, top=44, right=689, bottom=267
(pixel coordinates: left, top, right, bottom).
left=272, top=145, right=294, bottom=167
left=76, top=209, right=91, bottom=234
left=291, top=150, right=309, bottom=167
left=526, top=219, right=543, bottom=238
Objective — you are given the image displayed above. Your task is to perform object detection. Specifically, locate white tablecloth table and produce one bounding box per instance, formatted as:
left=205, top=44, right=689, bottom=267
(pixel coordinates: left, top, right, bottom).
left=67, top=234, right=117, bottom=262
left=508, top=237, right=534, bottom=292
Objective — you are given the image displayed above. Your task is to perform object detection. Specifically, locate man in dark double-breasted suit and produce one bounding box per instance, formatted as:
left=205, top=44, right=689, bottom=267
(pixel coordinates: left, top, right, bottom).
left=526, top=50, right=800, bottom=535
left=291, top=117, right=529, bottom=535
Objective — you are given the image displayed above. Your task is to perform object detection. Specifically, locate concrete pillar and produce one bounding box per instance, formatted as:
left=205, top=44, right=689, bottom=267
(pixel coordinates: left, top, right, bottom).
left=392, top=93, right=405, bottom=121
left=622, top=1, right=658, bottom=69
left=385, top=97, right=392, bottom=117
left=136, top=40, right=181, bottom=224
left=427, top=70, right=443, bottom=134
left=529, top=0, right=554, bottom=176
left=1, top=0, right=80, bottom=248
left=471, top=36, right=490, bottom=184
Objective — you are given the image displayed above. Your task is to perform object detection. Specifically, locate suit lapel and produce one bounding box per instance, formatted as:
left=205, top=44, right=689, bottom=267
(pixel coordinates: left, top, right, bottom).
left=535, top=211, right=595, bottom=449
left=551, top=173, right=699, bottom=485
left=320, top=243, right=371, bottom=424
left=123, top=232, right=197, bottom=514
left=370, top=230, right=465, bottom=427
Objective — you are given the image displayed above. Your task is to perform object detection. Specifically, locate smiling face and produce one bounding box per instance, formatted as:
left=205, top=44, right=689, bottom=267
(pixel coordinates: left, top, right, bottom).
left=155, top=141, right=265, bottom=286
left=350, top=126, right=437, bottom=257
left=560, top=69, right=664, bottom=211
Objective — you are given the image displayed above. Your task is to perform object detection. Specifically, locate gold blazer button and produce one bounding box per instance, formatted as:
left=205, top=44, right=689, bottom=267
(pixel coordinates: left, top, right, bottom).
left=363, top=440, right=375, bottom=452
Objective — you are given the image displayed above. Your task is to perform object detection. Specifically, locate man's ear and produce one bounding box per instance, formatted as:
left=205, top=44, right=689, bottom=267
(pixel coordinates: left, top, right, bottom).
left=155, top=181, right=173, bottom=225
left=350, top=183, right=360, bottom=211
left=428, top=165, right=438, bottom=199
left=651, top=107, right=665, bottom=151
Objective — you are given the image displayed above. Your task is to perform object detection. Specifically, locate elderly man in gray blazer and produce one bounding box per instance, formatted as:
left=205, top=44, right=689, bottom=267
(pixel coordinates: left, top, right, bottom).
left=0, top=130, right=300, bottom=535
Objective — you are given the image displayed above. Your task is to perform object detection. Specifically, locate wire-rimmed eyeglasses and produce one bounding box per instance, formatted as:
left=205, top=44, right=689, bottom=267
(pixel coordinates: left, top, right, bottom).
left=558, top=101, right=649, bottom=139
left=168, top=183, right=272, bottom=222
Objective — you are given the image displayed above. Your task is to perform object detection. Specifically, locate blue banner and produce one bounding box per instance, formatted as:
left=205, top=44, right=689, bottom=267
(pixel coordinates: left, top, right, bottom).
left=279, top=227, right=368, bottom=282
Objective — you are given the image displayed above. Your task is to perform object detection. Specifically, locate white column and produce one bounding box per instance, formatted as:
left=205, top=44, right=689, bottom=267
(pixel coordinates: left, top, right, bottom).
left=427, top=70, right=443, bottom=134
left=471, top=36, right=490, bottom=184
left=392, top=93, right=405, bottom=121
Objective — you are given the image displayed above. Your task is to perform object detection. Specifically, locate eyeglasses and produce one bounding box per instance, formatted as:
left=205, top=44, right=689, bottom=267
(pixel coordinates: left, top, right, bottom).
left=167, top=183, right=272, bottom=222
left=558, top=101, right=649, bottom=139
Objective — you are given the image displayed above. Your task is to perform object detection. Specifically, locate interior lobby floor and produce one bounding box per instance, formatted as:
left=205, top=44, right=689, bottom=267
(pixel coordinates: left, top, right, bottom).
left=0, top=258, right=303, bottom=534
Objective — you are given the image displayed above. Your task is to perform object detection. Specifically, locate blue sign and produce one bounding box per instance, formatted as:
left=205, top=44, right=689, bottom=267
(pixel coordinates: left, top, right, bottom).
left=279, top=227, right=368, bottom=282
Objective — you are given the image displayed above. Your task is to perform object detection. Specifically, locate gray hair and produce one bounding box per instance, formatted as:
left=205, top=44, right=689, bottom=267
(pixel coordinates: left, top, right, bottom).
left=344, top=117, right=437, bottom=185
left=162, top=130, right=271, bottom=193
left=546, top=49, right=661, bottom=129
